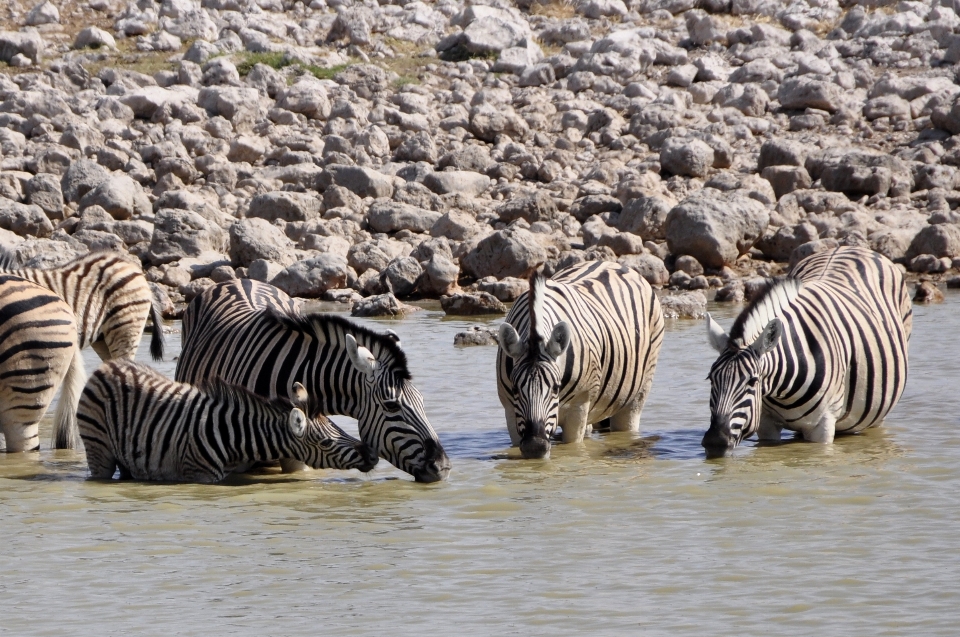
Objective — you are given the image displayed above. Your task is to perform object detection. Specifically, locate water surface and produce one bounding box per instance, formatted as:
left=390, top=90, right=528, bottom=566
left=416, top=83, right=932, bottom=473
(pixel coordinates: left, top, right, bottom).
left=1, top=292, right=958, bottom=636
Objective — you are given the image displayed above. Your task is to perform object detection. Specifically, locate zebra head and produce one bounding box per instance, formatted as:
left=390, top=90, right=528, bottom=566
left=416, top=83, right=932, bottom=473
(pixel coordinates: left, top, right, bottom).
left=287, top=383, right=379, bottom=472
left=344, top=333, right=451, bottom=483
left=498, top=274, right=572, bottom=459
left=703, top=314, right=783, bottom=457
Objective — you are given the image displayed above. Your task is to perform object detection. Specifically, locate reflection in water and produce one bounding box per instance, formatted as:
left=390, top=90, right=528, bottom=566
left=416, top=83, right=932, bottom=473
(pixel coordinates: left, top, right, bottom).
left=0, top=294, right=958, bottom=635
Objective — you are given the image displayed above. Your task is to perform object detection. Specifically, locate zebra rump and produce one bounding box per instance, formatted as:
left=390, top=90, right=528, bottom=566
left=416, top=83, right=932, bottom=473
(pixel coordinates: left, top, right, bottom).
left=0, top=247, right=165, bottom=362
left=175, top=279, right=450, bottom=482
left=703, top=246, right=911, bottom=455
left=497, top=261, right=664, bottom=459
left=77, top=360, right=378, bottom=483
left=0, top=275, right=85, bottom=451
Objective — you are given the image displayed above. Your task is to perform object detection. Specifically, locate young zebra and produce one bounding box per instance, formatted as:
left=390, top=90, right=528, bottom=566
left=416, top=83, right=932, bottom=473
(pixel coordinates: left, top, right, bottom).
left=77, top=360, right=379, bottom=483
left=0, top=248, right=165, bottom=362
left=703, top=246, right=912, bottom=456
left=0, top=275, right=85, bottom=451
left=497, top=261, right=664, bottom=459
left=175, top=279, right=451, bottom=483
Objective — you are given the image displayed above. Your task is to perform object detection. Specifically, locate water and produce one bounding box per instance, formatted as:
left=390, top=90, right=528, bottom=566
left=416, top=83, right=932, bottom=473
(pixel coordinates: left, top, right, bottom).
left=1, top=292, right=958, bottom=636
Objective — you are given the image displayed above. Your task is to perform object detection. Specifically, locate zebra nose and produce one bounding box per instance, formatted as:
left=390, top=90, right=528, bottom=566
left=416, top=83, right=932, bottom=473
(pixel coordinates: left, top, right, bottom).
left=357, top=442, right=378, bottom=473
left=412, top=438, right=451, bottom=483
left=702, top=419, right=734, bottom=458
left=519, top=423, right=551, bottom=459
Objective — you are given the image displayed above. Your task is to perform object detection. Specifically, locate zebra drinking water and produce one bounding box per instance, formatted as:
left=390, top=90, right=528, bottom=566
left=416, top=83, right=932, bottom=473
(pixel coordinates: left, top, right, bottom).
left=703, top=246, right=912, bottom=457
left=77, top=360, right=378, bottom=482
left=497, top=261, right=664, bottom=459
left=175, top=279, right=451, bottom=482
left=0, top=248, right=165, bottom=362
left=0, top=275, right=85, bottom=451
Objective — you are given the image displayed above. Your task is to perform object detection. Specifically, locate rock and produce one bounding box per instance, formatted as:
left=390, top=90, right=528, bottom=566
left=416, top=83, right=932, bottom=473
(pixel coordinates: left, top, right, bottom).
left=74, top=26, right=115, bottom=50
left=597, top=232, right=645, bottom=256
left=660, top=137, right=714, bottom=178
left=197, top=87, right=263, bottom=129
left=660, top=290, right=707, bottom=319
left=0, top=30, right=43, bottom=64
left=26, top=1, right=59, bottom=25
left=247, top=192, right=321, bottom=223
left=618, top=253, right=669, bottom=287
left=61, top=160, right=109, bottom=204
left=419, top=254, right=460, bottom=297
left=148, top=208, right=227, bottom=265
left=121, top=86, right=192, bottom=120
left=461, top=16, right=531, bottom=54
left=664, top=191, right=770, bottom=269
left=368, top=201, right=441, bottom=234
left=461, top=225, right=548, bottom=280
left=819, top=152, right=912, bottom=198
left=248, top=259, right=284, bottom=284
left=454, top=326, right=499, bottom=347
left=477, top=277, right=528, bottom=302
left=79, top=175, right=151, bottom=220
left=395, top=131, right=438, bottom=164
left=913, top=281, right=944, bottom=304
left=0, top=201, right=53, bottom=237
left=789, top=238, right=840, bottom=268
left=227, top=136, right=266, bottom=164
left=381, top=256, right=422, bottom=298
left=440, top=292, right=507, bottom=316
left=351, top=292, right=421, bottom=317
left=25, top=173, right=63, bottom=219
left=715, top=280, right=745, bottom=303
left=778, top=77, right=843, bottom=113
left=754, top=223, right=819, bottom=261
left=761, top=166, right=812, bottom=199
left=907, top=224, right=960, bottom=260
left=570, top=195, right=622, bottom=223
left=908, top=254, right=951, bottom=274
left=272, top=254, right=351, bottom=298
left=327, top=165, right=395, bottom=199
left=616, top=195, right=672, bottom=241
left=432, top=210, right=482, bottom=241
left=229, top=218, right=296, bottom=267
left=276, top=80, right=331, bottom=119
left=496, top=191, right=558, bottom=224
left=758, top=140, right=808, bottom=171
left=423, top=171, right=491, bottom=198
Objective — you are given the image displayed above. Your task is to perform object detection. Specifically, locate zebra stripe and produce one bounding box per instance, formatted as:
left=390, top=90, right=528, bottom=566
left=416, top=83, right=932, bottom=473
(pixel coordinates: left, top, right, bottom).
left=0, top=248, right=165, bottom=362
left=175, top=279, right=451, bottom=482
left=703, top=246, right=911, bottom=455
left=0, top=274, right=85, bottom=451
left=497, top=261, right=665, bottom=459
left=78, top=360, right=378, bottom=482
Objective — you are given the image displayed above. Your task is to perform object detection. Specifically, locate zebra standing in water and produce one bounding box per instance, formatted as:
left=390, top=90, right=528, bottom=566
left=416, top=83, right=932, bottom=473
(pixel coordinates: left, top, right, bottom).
left=497, top=261, right=664, bottom=459
left=176, top=279, right=450, bottom=483
left=703, top=246, right=912, bottom=456
left=0, top=248, right=165, bottom=362
left=0, top=275, right=85, bottom=451
left=78, top=360, right=378, bottom=482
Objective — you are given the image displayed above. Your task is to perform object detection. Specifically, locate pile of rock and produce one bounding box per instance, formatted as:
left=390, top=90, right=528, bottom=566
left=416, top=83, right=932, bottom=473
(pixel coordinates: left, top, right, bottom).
left=0, top=0, right=957, bottom=317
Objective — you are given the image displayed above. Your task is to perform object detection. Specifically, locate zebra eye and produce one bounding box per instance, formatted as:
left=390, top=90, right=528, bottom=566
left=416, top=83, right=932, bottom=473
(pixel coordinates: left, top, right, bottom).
left=383, top=399, right=401, bottom=412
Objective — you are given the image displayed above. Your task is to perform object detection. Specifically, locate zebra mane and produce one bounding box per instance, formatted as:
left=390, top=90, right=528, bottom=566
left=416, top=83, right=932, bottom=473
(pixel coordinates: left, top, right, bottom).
left=264, top=307, right=412, bottom=381
left=0, top=244, right=20, bottom=270
left=527, top=271, right=549, bottom=356
left=728, top=277, right=803, bottom=347
left=196, top=375, right=312, bottom=416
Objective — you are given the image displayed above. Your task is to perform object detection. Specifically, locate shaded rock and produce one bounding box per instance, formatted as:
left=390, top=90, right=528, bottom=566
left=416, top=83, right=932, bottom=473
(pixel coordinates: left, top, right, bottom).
left=660, top=290, right=707, bottom=319
left=148, top=208, right=227, bottom=265
left=229, top=218, right=296, bottom=267
left=497, top=191, right=558, bottom=224
left=440, top=292, right=507, bottom=315
left=351, top=292, right=421, bottom=317
left=616, top=195, right=671, bottom=241
left=755, top=223, right=819, bottom=262
left=79, top=175, right=151, bottom=220
left=570, top=195, right=622, bottom=223
left=423, top=171, right=491, bottom=197
left=327, top=165, right=395, bottom=199
left=914, top=281, right=944, bottom=304
left=819, top=152, right=912, bottom=198
left=74, top=27, right=115, bottom=50
left=0, top=30, right=43, bottom=64
left=660, top=137, right=714, bottom=178
left=761, top=166, right=812, bottom=199
left=61, top=160, right=109, bottom=203
left=248, top=259, right=284, bottom=284
left=778, top=77, right=843, bottom=112
left=272, top=254, right=350, bottom=298
left=432, top=210, right=482, bottom=241
left=381, top=256, right=422, bottom=298
left=907, top=224, right=960, bottom=260
left=25, top=173, right=63, bottom=219
left=368, top=201, right=441, bottom=234
left=758, top=139, right=808, bottom=171
left=617, top=253, right=669, bottom=287
left=247, top=191, right=321, bottom=222
left=461, top=225, right=547, bottom=280
left=789, top=239, right=840, bottom=268
left=664, top=191, right=770, bottom=269
left=0, top=201, right=53, bottom=237
left=419, top=254, right=460, bottom=297
left=477, top=276, right=529, bottom=302
left=454, top=326, right=499, bottom=347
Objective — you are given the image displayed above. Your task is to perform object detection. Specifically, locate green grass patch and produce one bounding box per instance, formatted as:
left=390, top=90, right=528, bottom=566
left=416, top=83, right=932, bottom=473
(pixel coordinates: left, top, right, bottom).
left=236, top=51, right=292, bottom=76
left=299, top=62, right=350, bottom=80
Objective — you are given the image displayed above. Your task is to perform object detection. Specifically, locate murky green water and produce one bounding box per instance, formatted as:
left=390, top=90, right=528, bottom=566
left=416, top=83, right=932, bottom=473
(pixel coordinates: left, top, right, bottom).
left=1, top=292, right=958, bottom=636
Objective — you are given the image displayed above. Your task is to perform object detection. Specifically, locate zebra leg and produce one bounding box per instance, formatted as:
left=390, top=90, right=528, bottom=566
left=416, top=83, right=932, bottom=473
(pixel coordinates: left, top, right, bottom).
left=91, top=338, right=112, bottom=362
left=2, top=419, right=40, bottom=452
left=504, top=407, right=520, bottom=447
left=559, top=402, right=590, bottom=444
left=757, top=415, right=783, bottom=442
left=804, top=413, right=837, bottom=444
left=609, top=400, right=644, bottom=433
left=279, top=459, right=309, bottom=473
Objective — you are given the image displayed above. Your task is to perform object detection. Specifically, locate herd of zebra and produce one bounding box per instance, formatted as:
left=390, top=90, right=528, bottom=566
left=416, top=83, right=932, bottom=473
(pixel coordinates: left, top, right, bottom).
left=0, top=244, right=913, bottom=482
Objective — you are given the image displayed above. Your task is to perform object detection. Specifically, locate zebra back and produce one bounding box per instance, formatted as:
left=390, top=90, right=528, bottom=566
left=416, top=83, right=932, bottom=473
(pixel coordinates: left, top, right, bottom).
left=176, top=279, right=449, bottom=482
left=78, top=360, right=376, bottom=482
left=0, top=274, right=83, bottom=451
left=0, top=247, right=164, bottom=362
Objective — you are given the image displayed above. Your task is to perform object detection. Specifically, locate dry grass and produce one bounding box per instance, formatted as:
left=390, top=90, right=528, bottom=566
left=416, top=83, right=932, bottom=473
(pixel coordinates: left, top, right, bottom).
left=82, top=37, right=185, bottom=78
left=529, top=0, right=576, bottom=19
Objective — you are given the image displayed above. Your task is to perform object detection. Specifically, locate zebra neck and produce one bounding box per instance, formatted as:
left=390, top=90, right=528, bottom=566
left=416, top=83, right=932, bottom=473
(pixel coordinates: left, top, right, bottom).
left=10, top=268, right=70, bottom=308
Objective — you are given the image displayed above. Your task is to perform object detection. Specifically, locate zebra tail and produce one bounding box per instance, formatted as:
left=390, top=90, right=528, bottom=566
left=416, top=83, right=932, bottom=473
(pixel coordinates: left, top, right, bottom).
left=149, top=300, right=166, bottom=362
left=53, top=346, right=87, bottom=450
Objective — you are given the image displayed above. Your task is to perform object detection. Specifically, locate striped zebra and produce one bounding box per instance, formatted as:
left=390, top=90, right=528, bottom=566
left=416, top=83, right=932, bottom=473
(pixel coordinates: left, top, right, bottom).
left=703, top=246, right=912, bottom=456
left=78, top=360, right=378, bottom=482
left=497, top=261, right=664, bottom=459
left=0, top=274, right=85, bottom=451
left=0, top=248, right=165, bottom=362
left=175, top=279, right=451, bottom=482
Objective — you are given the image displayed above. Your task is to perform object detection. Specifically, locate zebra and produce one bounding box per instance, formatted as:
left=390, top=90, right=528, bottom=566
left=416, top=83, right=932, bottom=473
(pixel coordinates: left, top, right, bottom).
left=0, top=248, right=165, bottom=362
left=703, top=246, right=912, bottom=457
left=77, top=360, right=378, bottom=482
left=0, top=274, right=85, bottom=451
left=175, top=279, right=451, bottom=483
left=497, top=261, right=664, bottom=459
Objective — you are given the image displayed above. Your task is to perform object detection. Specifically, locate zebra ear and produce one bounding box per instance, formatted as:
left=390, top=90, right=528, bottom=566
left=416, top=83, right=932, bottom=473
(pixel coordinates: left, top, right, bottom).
left=345, top=333, right=378, bottom=378
left=288, top=408, right=307, bottom=437
left=706, top=314, right=729, bottom=352
left=384, top=329, right=402, bottom=348
left=544, top=322, right=571, bottom=360
left=292, top=382, right=308, bottom=405
left=498, top=323, right=525, bottom=359
left=751, top=318, right=783, bottom=356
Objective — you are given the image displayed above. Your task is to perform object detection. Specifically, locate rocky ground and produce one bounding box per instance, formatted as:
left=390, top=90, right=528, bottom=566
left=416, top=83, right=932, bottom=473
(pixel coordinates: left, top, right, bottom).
left=0, top=0, right=958, bottom=320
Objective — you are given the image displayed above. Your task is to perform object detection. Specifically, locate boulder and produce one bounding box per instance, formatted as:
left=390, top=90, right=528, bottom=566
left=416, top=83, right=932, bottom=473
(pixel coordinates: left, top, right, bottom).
left=461, top=225, right=547, bottom=280
left=351, top=293, right=421, bottom=317
left=327, top=165, right=395, bottom=199
left=247, top=191, right=322, bottom=222
left=348, top=241, right=393, bottom=275
left=778, top=77, right=843, bottom=112
left=660, top=137, right=714, bottom=178
left=454, top=326, right=499, bottom=346
left=0, top=201, right=53, bottom=237
left=440, top=292, right=507, bottom=315
left=148, top=208, right=227, bottom=265
left=272, top=254, right=351, bottom=298
left=757, top=139, right=808, bottom=171
left=819, top=152, right=912, bottom=198
left=419, top=254, right=460, bottom=297
left=477, top=276, right=528, bottom=302
left=197, top=87, right=262, bottom=129
left=616, top=195, right=671, bottom=241
left=74, top=27, right=115, bottom=50
left=228, top=218, right=296, bottom=267
left=60, top=160, right=109, bottom=203
left=754, top=223, right=819, bottom=261
left=432, top=210, right=482, bottom=241
left=367, top=201, right=441, bottom=234
left=761, top=166, right=812, bottom=199
left=275, top=80, right=331, bottom=119
left=0, top=30, right=43, bottom=64
left=664, top=191, right=770, bottom=269
left=907, top=224, right=960, bottom=260
left=423, top=171, right=492, bottom=197
left=913, top=281, right=944, bottom=304
left=496, top=191, right=558, bottom=223
left=381, top=256, right=422, bottom=298
left=617, top=253, right=669, bottom=287
left=78, top=175, right=151, bottom=220
left=660, top=291, right=707, bottom=319
left=25, top=173, right=63, bottom=219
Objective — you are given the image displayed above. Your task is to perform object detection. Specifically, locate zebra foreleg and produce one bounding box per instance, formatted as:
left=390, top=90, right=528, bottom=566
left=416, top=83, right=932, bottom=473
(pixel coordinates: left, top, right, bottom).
left=503, top=407, right=521, bottom=447
left=2, top=419, right=40, bottom=453
left=757, top=415, right=783, bottom=442
left=559, top=401, right=590, bottom=444
left=802, top=413, right=837, bottom=444
left=609, top=399, right=645, bottom=433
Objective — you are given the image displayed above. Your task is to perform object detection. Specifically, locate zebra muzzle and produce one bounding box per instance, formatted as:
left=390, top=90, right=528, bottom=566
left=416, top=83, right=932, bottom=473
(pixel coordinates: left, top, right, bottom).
left=357, top=442, right=379, bottom=473
left=701, top=419, right=735, bottom=458
left=411, top=438, right=451, bottom=483
left=519, top=423, right=551, bottom=460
